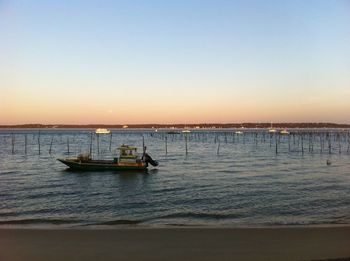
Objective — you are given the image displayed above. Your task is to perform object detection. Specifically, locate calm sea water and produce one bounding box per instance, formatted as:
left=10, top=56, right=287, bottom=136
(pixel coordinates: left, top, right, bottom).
left=0, top=129, right=349, bottom=228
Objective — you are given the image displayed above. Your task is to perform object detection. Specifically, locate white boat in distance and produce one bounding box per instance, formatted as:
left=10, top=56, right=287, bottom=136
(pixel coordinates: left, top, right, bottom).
left=268, top=122, right=277, bottom=133
left=280, top=129, right=290, bottom=135
left=95, top=128, right=111, bottom=134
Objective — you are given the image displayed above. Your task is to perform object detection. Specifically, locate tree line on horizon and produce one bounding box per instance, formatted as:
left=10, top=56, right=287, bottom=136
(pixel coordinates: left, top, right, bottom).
left=1, top=123, right=349, bottom=129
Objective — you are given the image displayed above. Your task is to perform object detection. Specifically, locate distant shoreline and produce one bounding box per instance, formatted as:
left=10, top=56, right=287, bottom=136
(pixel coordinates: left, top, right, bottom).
left=1, top=123, right=350, bottom=129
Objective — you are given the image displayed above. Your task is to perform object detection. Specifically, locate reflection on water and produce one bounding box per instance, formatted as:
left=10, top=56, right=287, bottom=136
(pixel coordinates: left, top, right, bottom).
left=0, top=129, right=350, bottom=227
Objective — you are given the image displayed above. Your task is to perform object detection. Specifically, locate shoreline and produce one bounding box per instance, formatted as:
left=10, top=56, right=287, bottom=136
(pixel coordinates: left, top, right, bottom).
left=1, top=223, right=350, bottom=230
left=1, top=226, right=350, bottom=261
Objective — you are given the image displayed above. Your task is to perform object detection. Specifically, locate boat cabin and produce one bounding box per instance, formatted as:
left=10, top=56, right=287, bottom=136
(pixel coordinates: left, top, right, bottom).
left=117, top=145, right=141, bottom=164
left=118, top=145, right=137, bottom=157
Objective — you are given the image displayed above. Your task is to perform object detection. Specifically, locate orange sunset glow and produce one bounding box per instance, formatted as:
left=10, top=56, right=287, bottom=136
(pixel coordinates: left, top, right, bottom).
left=1, top=0, right=349, bottom=125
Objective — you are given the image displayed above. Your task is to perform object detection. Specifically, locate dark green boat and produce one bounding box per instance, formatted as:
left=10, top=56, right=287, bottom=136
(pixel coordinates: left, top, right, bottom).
left=58, top=145, right=158, bottom=171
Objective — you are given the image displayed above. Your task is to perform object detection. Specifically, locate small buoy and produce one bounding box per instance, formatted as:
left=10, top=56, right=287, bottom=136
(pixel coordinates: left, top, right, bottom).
left=326, top=159, right=332, bottom=165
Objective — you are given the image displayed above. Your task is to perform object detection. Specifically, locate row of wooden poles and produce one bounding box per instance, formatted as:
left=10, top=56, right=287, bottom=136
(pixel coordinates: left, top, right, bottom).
left=6, top=132, right=115, bottom=155
left=151, top=131, right=350, bottom=155
left=3, top=131, right=350, bottom=156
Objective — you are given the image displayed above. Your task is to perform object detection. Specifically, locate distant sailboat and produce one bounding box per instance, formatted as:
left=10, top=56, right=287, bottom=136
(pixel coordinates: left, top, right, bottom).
left=268, top=123, right=277, bottom=133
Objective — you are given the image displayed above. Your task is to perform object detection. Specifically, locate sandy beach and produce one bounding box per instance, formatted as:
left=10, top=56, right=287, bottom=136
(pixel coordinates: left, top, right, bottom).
left=0, top=226, right=349, bottom=261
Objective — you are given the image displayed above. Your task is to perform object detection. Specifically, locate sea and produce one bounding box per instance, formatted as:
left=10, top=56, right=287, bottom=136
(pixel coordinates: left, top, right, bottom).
left=0, top=128, right=349, bottom=228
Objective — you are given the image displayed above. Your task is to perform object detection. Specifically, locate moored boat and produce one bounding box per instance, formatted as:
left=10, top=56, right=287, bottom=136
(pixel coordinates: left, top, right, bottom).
left=280, top=129, right=290, bottom=135
left=268, top=122, right=277, bottom=133
left=95, top=128, right=110, bottom=134
left=58, top=145, right=158, bottom=171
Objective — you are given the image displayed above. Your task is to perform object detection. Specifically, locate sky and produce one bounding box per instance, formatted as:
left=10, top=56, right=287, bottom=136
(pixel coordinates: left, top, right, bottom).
left=1, top=0, right=349, bottom=124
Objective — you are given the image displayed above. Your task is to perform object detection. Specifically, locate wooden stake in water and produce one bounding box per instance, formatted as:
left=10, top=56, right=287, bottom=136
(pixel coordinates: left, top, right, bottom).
left=185, top=133, right=188, bottom=155
left=24, top=134, right=27, bottom=155
left=38, top=131, right=41, bottom=155
left=142, top=135, right=145, bottom=156
left=308, top=133, right=311, bottom=152
left=165, top=135, right=168, bottom=155
left=97, top=134, right=100, bottom=155
left=293, top=133, right=296, bottom=145
left=301, top=134, right=304, bottom=155
left=275, top=134, right=278, bottom=154
left=217, top=139, right=220, bottom=155
left=11, top=134, right=15, bottom=154
left=109, top=133, right=113, bottom=151
left=90, top=132, right=93, bottom=155
left=67, top=137, right=70, bottom=154
left=288, top=134, right=291, bottom=152
left=49, top=136, right=54, bottom=155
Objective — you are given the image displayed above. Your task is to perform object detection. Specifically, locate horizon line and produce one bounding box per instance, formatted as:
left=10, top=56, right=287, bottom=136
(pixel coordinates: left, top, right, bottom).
left=1, top=122, right=350, bottom=128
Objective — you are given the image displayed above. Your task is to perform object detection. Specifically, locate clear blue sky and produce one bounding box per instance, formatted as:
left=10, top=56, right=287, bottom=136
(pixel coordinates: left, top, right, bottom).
left=1, top=0, right=349, bottom=124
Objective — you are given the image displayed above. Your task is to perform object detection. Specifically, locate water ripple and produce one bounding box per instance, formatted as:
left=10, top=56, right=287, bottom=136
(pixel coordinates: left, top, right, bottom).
left=0, top=129, right=349, bottom=227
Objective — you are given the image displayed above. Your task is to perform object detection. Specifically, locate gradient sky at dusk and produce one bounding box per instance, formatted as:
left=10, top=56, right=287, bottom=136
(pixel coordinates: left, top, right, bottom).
left=1, top=0, right=349, bottom=124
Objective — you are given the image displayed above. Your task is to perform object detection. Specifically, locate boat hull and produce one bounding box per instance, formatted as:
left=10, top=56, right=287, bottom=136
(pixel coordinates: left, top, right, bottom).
left=57, top=159, right=147, bottom=171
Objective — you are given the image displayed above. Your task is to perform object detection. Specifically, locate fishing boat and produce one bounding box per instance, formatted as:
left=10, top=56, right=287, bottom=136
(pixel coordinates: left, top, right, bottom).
left=95, top=128, right=110, bottom=134
left=57, top=145, right=158, bottom=171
